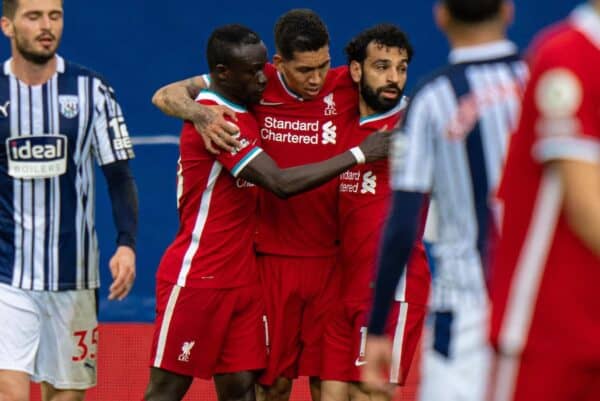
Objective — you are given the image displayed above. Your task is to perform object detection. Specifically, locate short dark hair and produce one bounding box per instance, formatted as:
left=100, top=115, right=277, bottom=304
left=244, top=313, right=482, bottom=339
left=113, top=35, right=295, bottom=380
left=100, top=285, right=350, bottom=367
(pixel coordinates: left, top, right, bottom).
left=274, top=9, right=329, bottom=60
left=345, top=24, right=413, bottom=65
left=2, top=0, right=63, bottom=19
left=443, top=0, right=503, bottom=23
left=206, top=24, right=261, bottom=71
left=2, top=0, right=18, bottom=18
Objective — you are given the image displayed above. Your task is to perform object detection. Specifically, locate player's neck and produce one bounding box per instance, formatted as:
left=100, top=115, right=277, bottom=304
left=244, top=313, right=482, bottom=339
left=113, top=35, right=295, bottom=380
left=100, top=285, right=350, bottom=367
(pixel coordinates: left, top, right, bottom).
left=10, top=50, right=57, bottom=86
left=446, top=24, right=507, bottom=50
left=359, top=100, right=376, bottom=118
left=594, top=0, right=600, bottom=14
left=209, top=83, right=246, bottom=109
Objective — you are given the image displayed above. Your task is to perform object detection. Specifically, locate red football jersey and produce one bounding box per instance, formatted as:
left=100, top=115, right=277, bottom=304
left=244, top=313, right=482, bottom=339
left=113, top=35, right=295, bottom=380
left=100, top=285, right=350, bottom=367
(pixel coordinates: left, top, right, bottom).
left=338, top=98, right=430, bottom=304
left=156, top=91, right=263, bottom=289
left=252, top=64, right=358, bottom=257
left=491, top=4, right=600, bottom=356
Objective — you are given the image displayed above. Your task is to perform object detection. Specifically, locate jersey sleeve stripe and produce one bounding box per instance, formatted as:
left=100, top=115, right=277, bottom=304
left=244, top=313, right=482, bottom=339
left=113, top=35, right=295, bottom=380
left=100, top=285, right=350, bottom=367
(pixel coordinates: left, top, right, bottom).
left=533, top=136, right=600, bottom=164
left=231, top=147, right=263, bottom=177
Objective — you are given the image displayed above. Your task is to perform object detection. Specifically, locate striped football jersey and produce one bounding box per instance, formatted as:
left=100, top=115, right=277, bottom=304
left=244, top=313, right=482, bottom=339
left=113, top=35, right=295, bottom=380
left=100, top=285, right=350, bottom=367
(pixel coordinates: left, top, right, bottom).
left=390, top=41, right=528, bottom=309
left=0, top=55, right=134, bottom=291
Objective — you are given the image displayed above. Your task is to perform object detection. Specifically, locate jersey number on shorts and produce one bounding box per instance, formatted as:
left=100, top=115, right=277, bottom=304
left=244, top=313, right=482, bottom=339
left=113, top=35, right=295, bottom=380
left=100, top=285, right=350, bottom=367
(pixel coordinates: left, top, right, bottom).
left=72, top=327, right=99, bottom=362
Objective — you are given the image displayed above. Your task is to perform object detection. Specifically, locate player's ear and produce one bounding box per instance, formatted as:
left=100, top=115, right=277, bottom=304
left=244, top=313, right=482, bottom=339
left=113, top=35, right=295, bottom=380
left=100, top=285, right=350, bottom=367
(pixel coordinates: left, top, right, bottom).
left=349, top=60, right=362, bottom=84
left=433, top=1, right=450, bottom=33
left=500, top=1, right=515, bottom=27
left=0, top=17, right=15, bottom=38
left=214, top=64, right=229, bottom=81
left=272, top=54, right=284, bottom=73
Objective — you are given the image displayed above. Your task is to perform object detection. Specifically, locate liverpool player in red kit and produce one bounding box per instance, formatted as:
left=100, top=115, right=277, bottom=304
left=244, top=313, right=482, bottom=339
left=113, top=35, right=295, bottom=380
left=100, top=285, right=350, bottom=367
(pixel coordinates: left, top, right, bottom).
left=489, top=2, right=600, bottom=401
left=144, top=25, right=389, bottom=401
left=152, top=10, right=361, bottom=401
left=320, top=25, right=430, bottom=401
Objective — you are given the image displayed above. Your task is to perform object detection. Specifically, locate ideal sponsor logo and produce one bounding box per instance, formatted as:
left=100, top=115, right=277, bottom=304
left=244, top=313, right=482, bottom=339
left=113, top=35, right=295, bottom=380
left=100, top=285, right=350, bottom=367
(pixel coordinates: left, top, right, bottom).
left=6, top=135, right=68, bottom=179
left=9, top=136, right=64, bottom=160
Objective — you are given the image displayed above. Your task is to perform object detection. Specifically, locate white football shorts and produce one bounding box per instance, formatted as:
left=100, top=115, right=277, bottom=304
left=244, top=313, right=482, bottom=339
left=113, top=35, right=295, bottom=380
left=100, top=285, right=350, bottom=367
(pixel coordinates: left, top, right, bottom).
left=418, top=302, right=492, bottom=401
left=0, top=283, right=98, bottom=389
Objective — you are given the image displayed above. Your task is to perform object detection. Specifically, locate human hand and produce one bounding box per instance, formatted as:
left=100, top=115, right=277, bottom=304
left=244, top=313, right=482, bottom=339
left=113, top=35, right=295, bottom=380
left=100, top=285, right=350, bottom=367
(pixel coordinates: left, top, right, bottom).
left=193, top=105, right=241, bottom=154
left=359, top=125, right=391, bottom=163
left=361, top=335, right=395, bottom=397
left=108, top=246, right=136, bottom=301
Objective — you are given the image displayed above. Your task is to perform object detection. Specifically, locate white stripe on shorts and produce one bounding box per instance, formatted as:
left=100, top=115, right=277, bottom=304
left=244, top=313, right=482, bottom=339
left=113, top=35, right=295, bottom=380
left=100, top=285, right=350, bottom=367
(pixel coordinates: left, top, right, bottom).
left=491, top=354, right=521, bottom=401
left=153, top=285, right=181, bottom=367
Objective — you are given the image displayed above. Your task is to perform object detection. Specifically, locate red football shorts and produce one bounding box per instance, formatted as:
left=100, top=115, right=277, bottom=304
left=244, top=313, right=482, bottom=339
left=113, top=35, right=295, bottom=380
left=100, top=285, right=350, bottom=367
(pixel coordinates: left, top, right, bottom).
left=150, top=280, right=268, bottom=379
left=257, top=254, right=340, bottom=385
left=321, top=300, right=426, bottom=385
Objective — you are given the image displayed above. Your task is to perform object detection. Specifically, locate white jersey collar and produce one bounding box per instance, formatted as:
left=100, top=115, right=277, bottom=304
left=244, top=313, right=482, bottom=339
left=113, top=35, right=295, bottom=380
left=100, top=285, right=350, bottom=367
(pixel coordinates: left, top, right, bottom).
left=449, top=40, right=518, bottom=64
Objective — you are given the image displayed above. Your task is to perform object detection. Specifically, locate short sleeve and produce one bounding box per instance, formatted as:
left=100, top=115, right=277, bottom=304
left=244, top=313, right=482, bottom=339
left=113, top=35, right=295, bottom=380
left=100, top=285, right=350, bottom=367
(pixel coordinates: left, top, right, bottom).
left=216, top=117, right=263, bottom=177
left=390, top=89, right=435, bottom=193
left=91, top=79, right=135, bottom=165
left=531, top=47, right=600, bottom=164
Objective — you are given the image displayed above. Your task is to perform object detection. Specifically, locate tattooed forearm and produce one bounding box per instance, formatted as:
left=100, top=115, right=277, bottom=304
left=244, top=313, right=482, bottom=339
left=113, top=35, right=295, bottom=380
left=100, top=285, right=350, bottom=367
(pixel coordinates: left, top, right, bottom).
left=185, top=77, right=205, bottom=99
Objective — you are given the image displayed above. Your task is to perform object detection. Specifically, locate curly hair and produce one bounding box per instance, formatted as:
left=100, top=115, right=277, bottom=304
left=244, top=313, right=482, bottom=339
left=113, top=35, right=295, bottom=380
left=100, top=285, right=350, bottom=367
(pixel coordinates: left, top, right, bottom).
left=345, top=24, right=413, bottom=65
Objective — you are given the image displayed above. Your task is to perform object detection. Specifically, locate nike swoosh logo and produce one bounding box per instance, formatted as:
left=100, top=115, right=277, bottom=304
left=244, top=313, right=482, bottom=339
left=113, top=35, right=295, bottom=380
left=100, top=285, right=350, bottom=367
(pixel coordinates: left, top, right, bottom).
left=259, top=100, right=284, bottom=106
left=355, top=358, right=367, bottom=367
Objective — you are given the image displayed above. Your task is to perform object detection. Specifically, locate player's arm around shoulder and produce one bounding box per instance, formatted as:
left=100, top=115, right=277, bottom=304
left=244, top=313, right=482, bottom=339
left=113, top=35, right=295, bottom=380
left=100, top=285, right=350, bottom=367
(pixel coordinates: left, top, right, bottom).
left=152, top=75, right=241, bottom=154
left=236, top=128, right=391, bottom=198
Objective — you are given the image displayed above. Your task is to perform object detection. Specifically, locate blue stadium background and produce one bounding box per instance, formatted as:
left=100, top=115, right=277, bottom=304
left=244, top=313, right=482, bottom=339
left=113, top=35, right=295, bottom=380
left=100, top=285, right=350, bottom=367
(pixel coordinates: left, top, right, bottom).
left=0, top=0, right=574, bottom=322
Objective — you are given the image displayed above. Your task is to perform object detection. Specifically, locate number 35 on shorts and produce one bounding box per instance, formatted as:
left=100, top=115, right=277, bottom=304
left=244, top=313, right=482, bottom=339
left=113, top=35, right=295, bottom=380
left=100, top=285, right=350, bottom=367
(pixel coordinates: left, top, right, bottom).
left=72, top=327, right=99, bottom=362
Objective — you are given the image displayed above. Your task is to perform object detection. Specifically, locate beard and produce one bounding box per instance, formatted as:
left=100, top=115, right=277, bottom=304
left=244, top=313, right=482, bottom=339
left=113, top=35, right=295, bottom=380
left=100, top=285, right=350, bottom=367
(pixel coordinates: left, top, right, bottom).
left=14, top=32, right=59, bottom=65
left=360, top=75, right=403, bottom=113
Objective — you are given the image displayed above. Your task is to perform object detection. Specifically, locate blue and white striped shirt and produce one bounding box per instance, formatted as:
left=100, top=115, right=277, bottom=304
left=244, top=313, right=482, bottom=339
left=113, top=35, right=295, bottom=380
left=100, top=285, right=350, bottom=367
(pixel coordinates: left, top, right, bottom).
left=0, top=55, right=134, bottom=291
left=391, top=41, right=528, bottom=309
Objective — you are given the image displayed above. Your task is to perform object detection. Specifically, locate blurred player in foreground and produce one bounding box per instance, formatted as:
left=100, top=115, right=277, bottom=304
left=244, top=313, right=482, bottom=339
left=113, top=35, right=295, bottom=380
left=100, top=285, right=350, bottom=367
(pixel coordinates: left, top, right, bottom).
left=362, top=1, right=527, bottom=400
left=489, top=1, right=600, bottom=400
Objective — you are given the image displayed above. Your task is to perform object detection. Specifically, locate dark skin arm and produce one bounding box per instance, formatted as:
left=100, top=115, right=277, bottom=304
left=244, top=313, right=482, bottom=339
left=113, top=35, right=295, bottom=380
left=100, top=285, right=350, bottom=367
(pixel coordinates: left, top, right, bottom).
left=152, top=76, right=241, bottom=154
left=238, top=129, right=390, bottom=199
